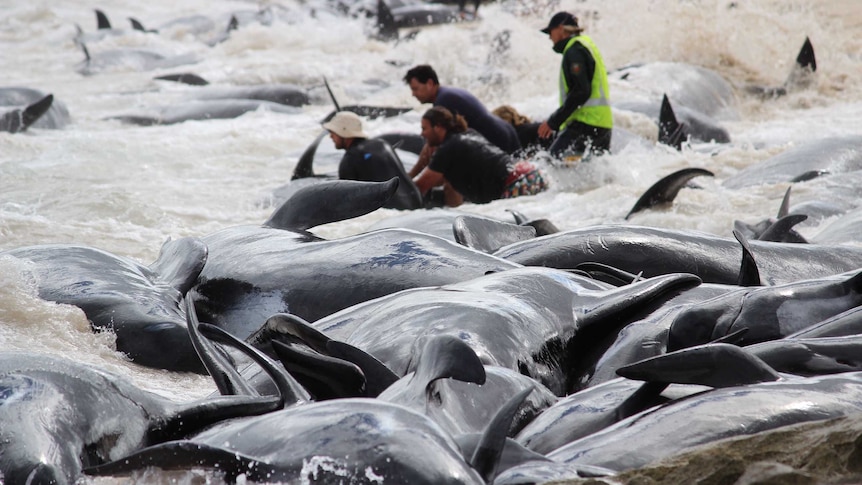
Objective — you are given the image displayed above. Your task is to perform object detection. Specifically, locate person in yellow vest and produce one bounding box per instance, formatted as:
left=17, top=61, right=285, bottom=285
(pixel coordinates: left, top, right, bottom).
left=537, top=11, right=613, bottom=161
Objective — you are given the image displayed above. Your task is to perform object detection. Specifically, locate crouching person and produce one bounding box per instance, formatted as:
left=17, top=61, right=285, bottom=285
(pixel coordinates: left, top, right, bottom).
left=413, top=106, right=548, bottom=207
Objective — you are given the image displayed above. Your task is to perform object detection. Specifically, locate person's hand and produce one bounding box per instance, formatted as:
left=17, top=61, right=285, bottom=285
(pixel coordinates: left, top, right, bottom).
left=538, top=121, right=554, bottom=139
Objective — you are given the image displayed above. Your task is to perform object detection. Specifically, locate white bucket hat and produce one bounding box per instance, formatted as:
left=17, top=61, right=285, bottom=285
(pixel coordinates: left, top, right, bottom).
left=322, top=111, right=369, bottom=139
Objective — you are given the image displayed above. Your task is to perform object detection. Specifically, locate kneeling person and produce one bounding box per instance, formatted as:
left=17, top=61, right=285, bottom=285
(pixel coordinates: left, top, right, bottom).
left=323, top=111, right=422, bottom=210
left=414, top=106, right=548, bottom=207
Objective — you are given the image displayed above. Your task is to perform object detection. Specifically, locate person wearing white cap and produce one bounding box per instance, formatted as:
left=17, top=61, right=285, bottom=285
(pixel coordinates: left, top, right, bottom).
left=321, top=111, right=422, bottom=210
left=536, top=11, right=613, bottom=162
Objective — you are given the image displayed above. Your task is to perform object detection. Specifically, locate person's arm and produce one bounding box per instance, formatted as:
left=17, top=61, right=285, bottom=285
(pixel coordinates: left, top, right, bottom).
left=541, top=44, right=595, bottom=135
left=443, top=182, right=464, bottom=207
left=413, top=166, right=446, bottom=195
left=408, top=143, right=435, bottom=178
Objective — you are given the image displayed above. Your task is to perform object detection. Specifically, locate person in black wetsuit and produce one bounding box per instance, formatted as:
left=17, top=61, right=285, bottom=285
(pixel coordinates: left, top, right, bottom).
left=322, top=111, right=422, bottom=210
left=413, top=106, right=548, bottom=207
left=492, top=105, right=554, bottom=156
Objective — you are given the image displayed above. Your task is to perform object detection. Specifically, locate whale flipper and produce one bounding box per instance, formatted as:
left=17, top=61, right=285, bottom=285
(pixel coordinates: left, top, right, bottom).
left=185, top=297, right=257, bottom=397
left=84, top=442, right=265, bottom=481
left=469, top=387, right=535, bottom=482
left=271, top=340, right=367, bottom=399
left=625, top=167, right=714, bottom=219
left=326, top=340, right=400, bottom=396
left=198, top=323, right=310, bottom=406
left=574, top=262, right=642, bottom=286
left=411, top=335, right=487, bottom=390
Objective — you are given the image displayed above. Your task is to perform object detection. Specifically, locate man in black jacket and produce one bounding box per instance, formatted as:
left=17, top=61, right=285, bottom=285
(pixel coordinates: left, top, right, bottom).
left=322, top=111, right=422, bottom=210
left=537, top=11, right=613, bottom=161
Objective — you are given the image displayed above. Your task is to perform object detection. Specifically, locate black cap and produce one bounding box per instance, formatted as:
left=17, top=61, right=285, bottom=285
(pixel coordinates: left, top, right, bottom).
left=540, top=11, right=579, bottom=34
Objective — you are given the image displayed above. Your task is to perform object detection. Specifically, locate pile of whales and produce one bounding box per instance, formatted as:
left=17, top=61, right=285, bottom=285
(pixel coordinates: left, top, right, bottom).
left=7, top=3, right=862, bottom=485
left=6, top=170, right=862, bottom=483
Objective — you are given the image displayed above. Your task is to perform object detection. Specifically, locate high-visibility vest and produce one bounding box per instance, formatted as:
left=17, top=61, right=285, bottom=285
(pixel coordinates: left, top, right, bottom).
left=559, top=35, right=613, bottom=130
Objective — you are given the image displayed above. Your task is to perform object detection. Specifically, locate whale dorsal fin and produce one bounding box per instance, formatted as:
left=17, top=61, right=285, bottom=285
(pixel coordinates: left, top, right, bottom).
left=625, top=167, right=714, bottom=219
left=1, top=94, right=53, bottom=134
left=154, top=73, right=209, bottom=86
left=264, top=178, right=398, bottom=231
left=784, top=37, right=817, bottom=91
left=658, top=94, right=687, bottom=149
left=291, top=130, right=327, bottom=180
left=757, top=214, right=809, bottom=243
left=95, top=9, right=111, bottom=29
left=149, top=237, right=208, bottom=293
left=733, top=229, right=762, bottom=286
left=453, top=215, right=537, bottom=253
left=376, top=0, right=399, bottom=41
left=777, top=186, right=792, bottom=218
left=412, top=335, right=486, bottom=394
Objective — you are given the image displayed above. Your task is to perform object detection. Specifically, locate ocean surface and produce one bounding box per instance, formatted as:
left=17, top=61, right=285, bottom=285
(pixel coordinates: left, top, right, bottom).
left=1, top=0, right=861, bottom=482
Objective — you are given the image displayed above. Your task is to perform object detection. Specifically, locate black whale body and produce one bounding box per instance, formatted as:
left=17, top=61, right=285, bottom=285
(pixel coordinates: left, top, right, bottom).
left=493, top=224, right=862, bottom=286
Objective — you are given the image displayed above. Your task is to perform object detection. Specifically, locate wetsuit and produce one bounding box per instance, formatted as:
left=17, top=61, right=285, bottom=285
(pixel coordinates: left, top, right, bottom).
left=338, top=138, right=423, bottom=210
left=547, top=36, right=612, bottom=157
left=435, top=86, right=521, bottom=154
left=429, top=130, right=548, bottom=203
left=513, top=121, right=553, bottom=155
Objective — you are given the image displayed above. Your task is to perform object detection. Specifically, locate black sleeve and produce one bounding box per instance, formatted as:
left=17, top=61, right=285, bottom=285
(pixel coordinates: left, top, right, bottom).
left=428, top=141, right=454, bottom=174
left=547, top=43, right=595, bottom=130
left=337, top=150, right=361, bottom=180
